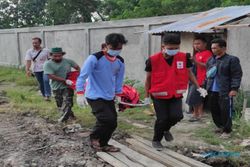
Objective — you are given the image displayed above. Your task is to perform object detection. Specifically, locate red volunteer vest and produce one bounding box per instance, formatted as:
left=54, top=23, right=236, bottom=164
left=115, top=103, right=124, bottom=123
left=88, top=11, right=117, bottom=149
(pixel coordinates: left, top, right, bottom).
left=149, top=52, right=189, bottom=99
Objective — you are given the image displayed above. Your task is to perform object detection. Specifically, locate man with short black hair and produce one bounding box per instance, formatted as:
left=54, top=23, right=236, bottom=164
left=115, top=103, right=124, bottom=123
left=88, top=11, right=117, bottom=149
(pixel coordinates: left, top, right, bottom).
left=76, top=33, right=127, bottom=152
left=205, top=38, right=242, bottom=138
left=144, top=33, right=207, bottom=150
left=25, top=37, right=51, bottom=101
left=44, top=47, right=80, bottom=122
left=187, top=35, right=212, bottom=122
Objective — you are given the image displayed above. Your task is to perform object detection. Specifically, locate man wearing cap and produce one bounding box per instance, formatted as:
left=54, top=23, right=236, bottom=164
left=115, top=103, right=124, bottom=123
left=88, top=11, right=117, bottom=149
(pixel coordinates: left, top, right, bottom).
left=44, top=47, right=80, bottom=122
left=76, top=33, right=127, bottom=152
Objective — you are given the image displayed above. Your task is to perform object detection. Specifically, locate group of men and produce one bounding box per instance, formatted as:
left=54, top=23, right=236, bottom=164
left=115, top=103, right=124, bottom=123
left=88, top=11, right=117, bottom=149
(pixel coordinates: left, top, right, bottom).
left=25, top=32, right=242, bottom=152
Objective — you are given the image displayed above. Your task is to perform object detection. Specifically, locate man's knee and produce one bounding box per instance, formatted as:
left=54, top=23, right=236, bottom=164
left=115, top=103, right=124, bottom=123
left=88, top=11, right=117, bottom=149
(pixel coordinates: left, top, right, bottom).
left=108, top=118, right=117, bottom=129
left=170, top=114, right=183, bottom=123
left=98, top=115, right=117, bottom=129
left=104, top=116, right=117, bottom=129
left=155, top=118, right=168, bottom=126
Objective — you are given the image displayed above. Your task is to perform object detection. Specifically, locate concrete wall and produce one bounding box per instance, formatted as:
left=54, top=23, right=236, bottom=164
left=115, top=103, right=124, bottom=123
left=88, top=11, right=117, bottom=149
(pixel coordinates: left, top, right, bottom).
left=227, top=17, right=250, bottom=90
left=0, top=13, right=192, bottom=81
left=0, top=13, right=248, bottom=89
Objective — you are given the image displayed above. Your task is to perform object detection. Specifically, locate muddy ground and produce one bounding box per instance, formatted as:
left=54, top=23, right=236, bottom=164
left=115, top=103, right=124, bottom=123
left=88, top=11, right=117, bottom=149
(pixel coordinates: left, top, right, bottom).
left=0, top=108, right=112, bottom=167
left=0, top=89, right=249, bottom=167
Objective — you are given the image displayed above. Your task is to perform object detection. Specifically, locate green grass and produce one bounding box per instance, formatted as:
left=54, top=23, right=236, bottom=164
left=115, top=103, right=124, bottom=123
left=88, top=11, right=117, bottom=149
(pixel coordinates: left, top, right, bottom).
left=244, top=90, right=250, bottom=108
left=194, top=120, right=250, bottom=152
left=0, top=66, right=37, bottom=86
left=0, top=66, right=150, bottom=134
left=2, top=66, right=250, bottom=156
left=4, top=84, right=96, bottom=126
left=194, top=126, right=222, bottom=145
left=119, top=107, right=153, bottom=122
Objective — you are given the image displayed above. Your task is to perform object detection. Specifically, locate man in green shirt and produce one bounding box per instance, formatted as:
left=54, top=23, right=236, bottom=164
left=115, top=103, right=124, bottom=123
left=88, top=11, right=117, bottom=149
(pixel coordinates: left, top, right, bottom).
left=44, top=47, right=80, bottom=122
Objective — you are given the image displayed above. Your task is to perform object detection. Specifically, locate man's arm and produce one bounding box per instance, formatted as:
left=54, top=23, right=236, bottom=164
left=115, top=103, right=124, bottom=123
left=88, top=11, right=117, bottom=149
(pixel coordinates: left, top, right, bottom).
left=73, top=65, right=80, bottom=71
left=145, top=72, right=151, bottom=98
left=43, top=62, right=66, bottom=83
left=25, top=60, right=32, bottom=77
left=47, top=74, right=67, bottom=83
left=115, top=63, right=125, bottom=94
left=76, top=55, right=97, bottom=93
left=25, top=50, right=32, bottom=77
left=229, top=57, right=243, bottom=96
left=194, top=59, right=206, bottom=67
left=68, top=59, right=80, bottom=71
left=193, top=52, right=212, bottom=68
left=188, top=68, right=200, bottom=88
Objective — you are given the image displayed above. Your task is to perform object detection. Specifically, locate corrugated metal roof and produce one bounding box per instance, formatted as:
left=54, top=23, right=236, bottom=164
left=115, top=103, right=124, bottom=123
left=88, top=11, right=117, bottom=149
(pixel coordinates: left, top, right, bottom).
left=149, top=6, right=250, bottom=34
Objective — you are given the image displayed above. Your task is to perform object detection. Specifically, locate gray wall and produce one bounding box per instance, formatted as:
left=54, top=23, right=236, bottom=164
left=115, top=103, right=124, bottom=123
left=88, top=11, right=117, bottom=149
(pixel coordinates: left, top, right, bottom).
left=227, top=17, right=250, bottom=90
left=0, top=13, right=192, bottom=82
left=0, top=13, right=248, bottom=89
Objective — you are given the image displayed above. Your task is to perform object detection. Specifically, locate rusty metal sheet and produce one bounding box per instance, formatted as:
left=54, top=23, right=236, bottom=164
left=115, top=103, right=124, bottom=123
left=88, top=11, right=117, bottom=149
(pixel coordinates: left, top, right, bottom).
left=149, top=6, right=250, bottom=34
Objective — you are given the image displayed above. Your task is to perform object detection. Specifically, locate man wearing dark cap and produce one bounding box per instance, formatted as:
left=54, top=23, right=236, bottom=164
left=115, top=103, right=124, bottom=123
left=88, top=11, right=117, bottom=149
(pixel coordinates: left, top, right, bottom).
left=44, top=47, right=80, bottom=122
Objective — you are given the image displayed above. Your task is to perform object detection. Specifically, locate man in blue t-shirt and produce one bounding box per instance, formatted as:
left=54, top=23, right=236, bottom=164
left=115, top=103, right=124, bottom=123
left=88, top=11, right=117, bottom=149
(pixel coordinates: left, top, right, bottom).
left=76, top=33, right=127, bottom=152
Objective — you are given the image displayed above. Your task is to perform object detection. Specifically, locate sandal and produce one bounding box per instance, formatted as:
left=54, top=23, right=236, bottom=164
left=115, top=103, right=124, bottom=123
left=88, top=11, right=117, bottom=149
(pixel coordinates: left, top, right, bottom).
left=102, top=145, right=120, bottom=152
left=90, top=139, right=102, bottom=151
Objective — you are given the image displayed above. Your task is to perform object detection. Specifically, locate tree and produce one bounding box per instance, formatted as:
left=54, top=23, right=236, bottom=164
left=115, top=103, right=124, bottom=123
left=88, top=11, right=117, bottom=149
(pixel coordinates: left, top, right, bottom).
left=222, top=0, right=250, bottom=6
left=0, top=0, right=101, bottom=28
left=1, top=0, right=250, bottom=29
left=0, top=0, right=47, bottom=29
left=18, top=0, right=47, bottom=27
left=98, top=0, right=139, bottom=19
left=45, top=0, right=100, bottom=25
left=100, top=0, right=224, bottom=20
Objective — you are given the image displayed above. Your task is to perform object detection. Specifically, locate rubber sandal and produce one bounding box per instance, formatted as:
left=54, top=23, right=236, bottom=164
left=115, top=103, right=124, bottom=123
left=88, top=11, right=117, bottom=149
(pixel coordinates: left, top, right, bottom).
left=90, top=139, right=102, bottom=151
left=102, top=145, right=120, bottom=152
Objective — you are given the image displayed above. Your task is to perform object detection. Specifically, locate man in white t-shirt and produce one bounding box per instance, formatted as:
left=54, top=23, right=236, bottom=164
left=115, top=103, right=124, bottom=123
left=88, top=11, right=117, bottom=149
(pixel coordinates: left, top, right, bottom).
left=25, top=37, right=51, bottom=101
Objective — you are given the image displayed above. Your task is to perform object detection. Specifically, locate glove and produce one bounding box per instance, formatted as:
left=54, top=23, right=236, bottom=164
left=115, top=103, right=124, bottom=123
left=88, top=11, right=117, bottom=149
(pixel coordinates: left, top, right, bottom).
left=76, top=94, right=88, bottom=108
left=115, top=96, right=122, bottom=103
left=144, top=97, right=151, bottom=105
left=65, top=79, right=73, bottom=86
left=197, top=88, right=208, bottom=98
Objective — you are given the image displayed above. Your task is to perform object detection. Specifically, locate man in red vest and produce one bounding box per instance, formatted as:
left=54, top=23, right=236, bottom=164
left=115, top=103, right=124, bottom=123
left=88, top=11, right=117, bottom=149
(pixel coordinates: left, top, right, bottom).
left=144, top=33, right=207, bottom=150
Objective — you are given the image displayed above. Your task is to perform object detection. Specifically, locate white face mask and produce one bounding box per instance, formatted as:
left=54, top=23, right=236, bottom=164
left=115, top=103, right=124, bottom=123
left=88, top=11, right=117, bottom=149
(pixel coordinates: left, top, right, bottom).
left=107, top=49, right=122, bottom=57
left=165, top=49, right=179, bottom=56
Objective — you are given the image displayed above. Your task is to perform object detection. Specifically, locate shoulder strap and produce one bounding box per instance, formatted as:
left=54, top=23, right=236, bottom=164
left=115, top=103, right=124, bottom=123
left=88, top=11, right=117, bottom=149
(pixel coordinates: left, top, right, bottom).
left=92, top=51, right=124, bottom=63
left=32, top=49, right=43, bottom=62
left=92, top=51, right=104, bottom=60
left=117, top=55, right=124, bottom=63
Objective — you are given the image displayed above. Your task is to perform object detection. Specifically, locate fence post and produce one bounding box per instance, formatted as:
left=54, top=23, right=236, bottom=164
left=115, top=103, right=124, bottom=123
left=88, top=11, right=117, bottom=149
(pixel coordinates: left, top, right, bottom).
left=86, top=28, right=90, bottom=56
left=143, top=24, right=150, bottom=60
left=15, top=31, right=22, bottom=68
left=41, top=30, right=45, bottom=48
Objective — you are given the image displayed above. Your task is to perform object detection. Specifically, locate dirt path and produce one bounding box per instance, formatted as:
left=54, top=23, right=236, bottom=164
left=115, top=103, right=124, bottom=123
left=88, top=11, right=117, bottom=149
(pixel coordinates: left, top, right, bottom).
left=0, top=108, right=111, bottom=167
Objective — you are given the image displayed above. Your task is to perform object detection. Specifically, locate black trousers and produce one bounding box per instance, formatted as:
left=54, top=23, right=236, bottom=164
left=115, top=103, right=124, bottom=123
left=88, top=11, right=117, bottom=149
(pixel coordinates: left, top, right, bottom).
left=87, top=98, right=117, bottom=147
left=152, top=98, right=183, bottom=141
left=208, top=92, right=233, bottom=133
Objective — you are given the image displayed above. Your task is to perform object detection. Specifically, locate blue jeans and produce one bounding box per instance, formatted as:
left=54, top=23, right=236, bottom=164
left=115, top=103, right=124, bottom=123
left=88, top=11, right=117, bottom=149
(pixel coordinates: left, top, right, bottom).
left=34, top=71, right=51, bottom=97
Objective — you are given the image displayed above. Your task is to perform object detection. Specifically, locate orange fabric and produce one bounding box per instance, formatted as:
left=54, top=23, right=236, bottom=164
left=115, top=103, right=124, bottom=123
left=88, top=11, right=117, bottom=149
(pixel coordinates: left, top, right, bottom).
left=149, top=52, right=189, bottom=99
left=195, top=50, right=212, bottom=86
